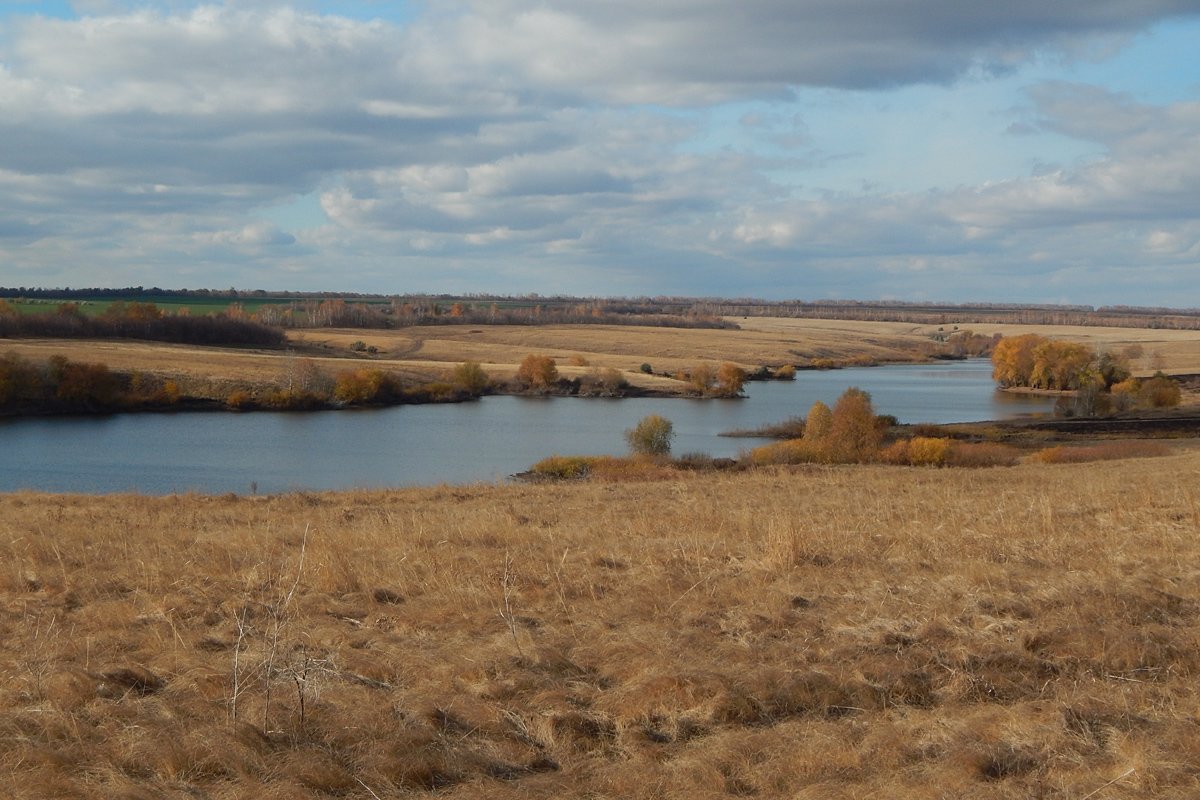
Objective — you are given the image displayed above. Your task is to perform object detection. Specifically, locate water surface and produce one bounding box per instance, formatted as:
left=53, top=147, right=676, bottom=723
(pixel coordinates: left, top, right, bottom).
left=0, top=359, right=1052, bottom=494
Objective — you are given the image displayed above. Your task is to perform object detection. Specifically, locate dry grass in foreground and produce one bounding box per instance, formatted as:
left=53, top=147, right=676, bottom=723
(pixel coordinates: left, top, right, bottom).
left=3, top=454, right=1200, bottom=799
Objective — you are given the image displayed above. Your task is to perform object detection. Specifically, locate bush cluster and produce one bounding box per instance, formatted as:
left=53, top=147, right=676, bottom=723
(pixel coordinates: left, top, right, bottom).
left=743, top=388, right=1023, bottom=469
left=880, top=437, right=1020, bottom=468
left=675, top=362, right=747, bottom=397
left=0, top=351, right=183, bottom=414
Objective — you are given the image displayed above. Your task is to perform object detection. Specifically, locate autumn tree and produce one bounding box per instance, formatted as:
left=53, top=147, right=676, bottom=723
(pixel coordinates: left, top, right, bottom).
left=0, top=351, right=42, bottom=407
left=517, top=354, right=559, bottom=391
left=101, top=301, right=163, bottom=322
left=333, top=369, right=393, bottom=404
left=48, top=355, right=121, bottom=407
left=451, top=361, right=490, bottom=395
left=625, top=414, right=674, bottom=457
left=1110, top=377, right=1140, bottom=412
left=1029, top=340, right=1093, bottom=390
left=803, top=400, right=833, bottom=442
left=714, top=362, right=747, bottom=397
left=991, top=334, right=1041, bottom=387
left=827, top=387, right=882, bottom=462
left=1096, top=350, right=1132, bottom=388
left=680, top=363, right=716, bottom=395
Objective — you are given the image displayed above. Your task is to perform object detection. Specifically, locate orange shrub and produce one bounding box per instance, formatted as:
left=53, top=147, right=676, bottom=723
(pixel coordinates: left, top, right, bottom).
left=881, top=437, right=952, bottom=466
left=1030, top=442, right=1171, bottom=464
left=1139, top=373, right=1182, bottom=408
left=1110, top=377, right=1140, bottom=411
left=334, top=368, right=388, bottom=404
left=262, top=388, right=327, bottom=410
left=527, top=455, right=674, bottom=481
left=745, top=439, right=822, bottom=466
left=225, top=389, right=255, bottom=409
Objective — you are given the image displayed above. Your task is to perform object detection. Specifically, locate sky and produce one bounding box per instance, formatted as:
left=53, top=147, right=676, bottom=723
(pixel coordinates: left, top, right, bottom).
left=2, top=1, right=1200, bottom=305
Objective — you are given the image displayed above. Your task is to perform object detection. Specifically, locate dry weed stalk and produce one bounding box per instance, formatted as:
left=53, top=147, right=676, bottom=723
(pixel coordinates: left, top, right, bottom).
left=500, top=549, right=526, bottom=661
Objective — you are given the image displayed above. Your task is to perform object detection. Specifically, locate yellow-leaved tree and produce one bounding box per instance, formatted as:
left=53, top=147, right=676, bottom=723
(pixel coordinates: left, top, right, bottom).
left=827, top=387, right=882, bottom=462
left=516, top=355, right=559, bottom=391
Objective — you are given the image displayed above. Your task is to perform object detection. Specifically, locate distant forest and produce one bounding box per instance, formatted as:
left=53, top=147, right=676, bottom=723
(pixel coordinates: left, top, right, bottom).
left=3, top=286, right=1200, bottom=331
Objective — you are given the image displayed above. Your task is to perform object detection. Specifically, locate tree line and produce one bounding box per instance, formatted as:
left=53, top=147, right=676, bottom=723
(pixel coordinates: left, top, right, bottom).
left=8, top=286, right=1200, bottom=331
left=0, top=300, right=285, bottom=347
left=251, top=297, right=736, bottom=331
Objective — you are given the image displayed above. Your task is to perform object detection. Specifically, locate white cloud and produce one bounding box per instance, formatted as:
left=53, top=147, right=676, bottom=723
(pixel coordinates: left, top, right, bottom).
left=0, top=2, right=1198, bottom=301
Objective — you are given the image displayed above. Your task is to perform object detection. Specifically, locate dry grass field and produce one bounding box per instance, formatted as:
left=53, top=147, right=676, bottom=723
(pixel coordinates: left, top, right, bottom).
left=288, top=318, right=935, bottom=373
left=3, top=452, right=1200, bottom=798
left=5, top=317, right=1198, bottom=402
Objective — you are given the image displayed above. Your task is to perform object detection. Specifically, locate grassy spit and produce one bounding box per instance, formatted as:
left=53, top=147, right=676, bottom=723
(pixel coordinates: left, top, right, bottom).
left=3, top=452, right=1200, bottom=799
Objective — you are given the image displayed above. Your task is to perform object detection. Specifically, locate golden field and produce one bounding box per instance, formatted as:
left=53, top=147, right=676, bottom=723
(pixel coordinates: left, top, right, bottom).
left=3, top=317, right=1198, bottom=400
left=3, top=452, right=1200, bottom=798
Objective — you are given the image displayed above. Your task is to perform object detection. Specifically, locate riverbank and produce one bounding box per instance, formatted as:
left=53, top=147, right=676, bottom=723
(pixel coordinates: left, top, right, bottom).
left=4, top=317, right=1197, bottom=420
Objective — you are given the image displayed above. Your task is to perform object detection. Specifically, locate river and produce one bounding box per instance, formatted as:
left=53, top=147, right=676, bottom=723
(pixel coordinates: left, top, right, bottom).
left=0, top=359, right=1053, bottom=494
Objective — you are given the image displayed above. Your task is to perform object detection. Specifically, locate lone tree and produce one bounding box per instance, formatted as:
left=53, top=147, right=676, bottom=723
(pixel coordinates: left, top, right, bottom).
left=516, top=354, right=559, bottom=391
left=451, top=361, right=490, bottom=395
left=714, top=362, right=747, bottom=397
left=828, top=387, right=882, bottom=462
left=625, top=414, right=674, bottom=457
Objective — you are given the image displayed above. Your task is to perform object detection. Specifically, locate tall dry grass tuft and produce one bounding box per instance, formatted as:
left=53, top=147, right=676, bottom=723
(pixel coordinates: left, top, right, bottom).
left=2, top=454, right=1200, bottom=797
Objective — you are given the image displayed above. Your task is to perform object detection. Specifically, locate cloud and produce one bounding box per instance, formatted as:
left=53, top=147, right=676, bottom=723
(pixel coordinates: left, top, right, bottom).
left=0, top=2, right=1197, bottom=301
left=424, top=0, right=1200, bottom=102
